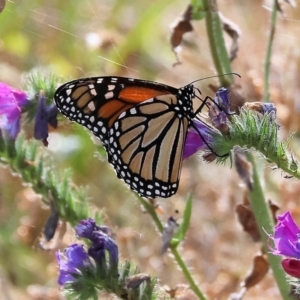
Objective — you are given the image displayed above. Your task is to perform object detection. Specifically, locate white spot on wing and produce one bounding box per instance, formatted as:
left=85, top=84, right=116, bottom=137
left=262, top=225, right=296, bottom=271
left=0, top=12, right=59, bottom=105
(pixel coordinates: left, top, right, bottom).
left=105, top=91, right=114, bottom=99
left=130, top=108, right=137, bottom=114
left=119, top=112, right=126, bottom=118
left=88, top=101, right=96, bottom=111
left=90, top=89, right=97, bottom=96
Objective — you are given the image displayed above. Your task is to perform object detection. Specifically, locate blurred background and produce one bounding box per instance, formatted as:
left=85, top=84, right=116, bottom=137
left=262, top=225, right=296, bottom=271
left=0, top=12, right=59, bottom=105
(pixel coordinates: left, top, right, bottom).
left=0, top=0, right=300, bottom=299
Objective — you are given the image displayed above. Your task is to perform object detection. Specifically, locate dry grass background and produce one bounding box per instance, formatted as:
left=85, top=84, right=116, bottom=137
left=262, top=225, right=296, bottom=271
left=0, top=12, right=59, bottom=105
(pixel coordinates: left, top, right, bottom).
left=0, top=0, right=300, bottom=299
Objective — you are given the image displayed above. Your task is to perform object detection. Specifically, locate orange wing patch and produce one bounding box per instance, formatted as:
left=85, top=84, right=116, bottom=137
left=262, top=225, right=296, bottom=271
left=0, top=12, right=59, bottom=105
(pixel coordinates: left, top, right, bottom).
left=99, top=100, right=132, bottom=127
left=119, top=86, right=169, bottom=102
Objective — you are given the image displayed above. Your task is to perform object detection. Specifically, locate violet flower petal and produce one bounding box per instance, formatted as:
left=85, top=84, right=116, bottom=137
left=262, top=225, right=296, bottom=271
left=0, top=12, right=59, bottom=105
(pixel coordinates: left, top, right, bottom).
left=34, top=94, right=48, bottom=140
left=271, top=211, right=300, bottom=259
left=75, top=218, right=97, bottom=240
left=0, top=83, right=29, bottom=139
left=214, top=87, right=231, bottom=114
left=56, top=244, right=91, bottom=286
left=34, top=93, right=58, bottom=146
left=88, top=231, right=119, bottom=267
left=183, top=119, right=215, bottom=160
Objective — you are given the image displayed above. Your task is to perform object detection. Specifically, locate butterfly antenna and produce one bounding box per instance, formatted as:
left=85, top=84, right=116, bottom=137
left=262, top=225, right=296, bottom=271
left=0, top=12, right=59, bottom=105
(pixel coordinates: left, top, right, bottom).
left=186, top=72, right=241, bottom=86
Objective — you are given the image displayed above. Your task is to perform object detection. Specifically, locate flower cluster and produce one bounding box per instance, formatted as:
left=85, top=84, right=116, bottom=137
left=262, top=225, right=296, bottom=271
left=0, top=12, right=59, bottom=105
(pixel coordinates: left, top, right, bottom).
left=268, top=211, right=300, bottom=278
left=56, top=218, right=119, bottom=287
left=0, top=82, right=58, bottom=145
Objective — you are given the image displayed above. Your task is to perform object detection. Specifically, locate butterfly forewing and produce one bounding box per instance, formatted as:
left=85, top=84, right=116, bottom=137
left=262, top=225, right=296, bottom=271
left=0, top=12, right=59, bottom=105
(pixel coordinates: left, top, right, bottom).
left=54, top=76, right=196, bottom=198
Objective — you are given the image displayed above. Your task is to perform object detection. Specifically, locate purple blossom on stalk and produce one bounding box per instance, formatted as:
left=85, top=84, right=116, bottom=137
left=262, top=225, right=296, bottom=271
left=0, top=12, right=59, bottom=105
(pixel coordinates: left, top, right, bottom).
left=56, top=219, right=119, bottom=287
left=76, top=218, right=118, bottom=268
left=183, top=119, right=217, bottom=160
left=209, top=87, right=230, bottom=132
left=268, top=211, right=300, bottom=278
left=214, top=87, right=231, bottom=114
left=0, top=82, right=29, bottom=139
left=244, top=102, right=278, bottom=126
left=269, top=211, right=300, bottom=258
left=34, top=92, right=58, bottom=146
left=183, top=87, right=230, bottom=160
left=56, top=244, right=93, bottom=286
left=244, top=102, right=277, bottom=115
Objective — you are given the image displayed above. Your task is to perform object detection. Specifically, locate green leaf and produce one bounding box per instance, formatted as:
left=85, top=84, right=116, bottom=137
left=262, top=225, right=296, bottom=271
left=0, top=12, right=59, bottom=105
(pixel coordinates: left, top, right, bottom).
left=172, top=193, right=193, bottom=246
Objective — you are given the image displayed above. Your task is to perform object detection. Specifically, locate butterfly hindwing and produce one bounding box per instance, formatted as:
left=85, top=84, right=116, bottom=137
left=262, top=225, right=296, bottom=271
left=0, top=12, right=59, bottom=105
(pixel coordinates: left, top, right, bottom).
left=106, top=94, right=190, bottom=198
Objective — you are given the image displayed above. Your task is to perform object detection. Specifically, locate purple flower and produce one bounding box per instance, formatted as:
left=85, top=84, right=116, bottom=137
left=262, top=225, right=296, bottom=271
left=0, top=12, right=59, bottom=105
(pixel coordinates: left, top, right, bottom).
left=76, top=218, right=112, bottom=240
left=209, top=88, right=230, bottom=132
left=75, top=218, right=119, bottom=268
left=56, top=244, right=92, bottom=286
left=75, top=218, right=98, bottom=240
left=56, top=219, right=119, bottom=289
left=183, top=119, right=216, bottom=160
left=261, top=103, right=276, bottom=115
left=244, top=102, right=278, bottom=127
left=244, top=102, right=277, bottom=115
left=34, top=92, right=58, bottom=146
left=88, top=231, right=119, bottom=268
left=269, top=211, right=300, bottom=258
left=183, top=88, right=230, bottom=160
left=268, top=211, right=300, bottom=278
left=0, top=82, right=29, bottom=139
left=214, top=87, right=231, bottom=114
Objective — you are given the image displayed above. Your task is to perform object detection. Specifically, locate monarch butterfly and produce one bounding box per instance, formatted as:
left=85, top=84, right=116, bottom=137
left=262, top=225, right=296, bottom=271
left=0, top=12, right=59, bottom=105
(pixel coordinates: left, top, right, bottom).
left=54, top=76, right=209, bottom=199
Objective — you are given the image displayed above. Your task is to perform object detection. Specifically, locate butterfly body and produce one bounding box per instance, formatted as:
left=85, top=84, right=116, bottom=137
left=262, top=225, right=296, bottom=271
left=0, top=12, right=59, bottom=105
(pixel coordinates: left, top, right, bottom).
left=54, top=76, right=198, bottom=198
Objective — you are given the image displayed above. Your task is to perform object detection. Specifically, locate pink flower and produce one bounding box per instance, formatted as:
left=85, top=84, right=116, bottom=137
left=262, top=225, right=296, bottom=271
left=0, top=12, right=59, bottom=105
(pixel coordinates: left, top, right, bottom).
left=269, top=211, right=300, bottom=278
left=0, top=83, right=29, bottom=138
left=269, top=211, right=300, bottom=258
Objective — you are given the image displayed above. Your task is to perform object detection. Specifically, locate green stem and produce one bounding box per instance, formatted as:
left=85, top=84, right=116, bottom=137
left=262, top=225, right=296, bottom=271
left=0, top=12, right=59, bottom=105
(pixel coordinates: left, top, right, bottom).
left=171, top=247, right=207, bottom=300
left=263, top=0, right=278, bottom=102
left=136, top=195, right=163, bottom=232
left=135, top=194, right=207, bottom=300
left=237, top=139, right=300, bottom=180
left=246, top=153, right=293, bottom=300
left=204, top=0, right=233, bottom=86
left=222, top=110, right=300, bottom=180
